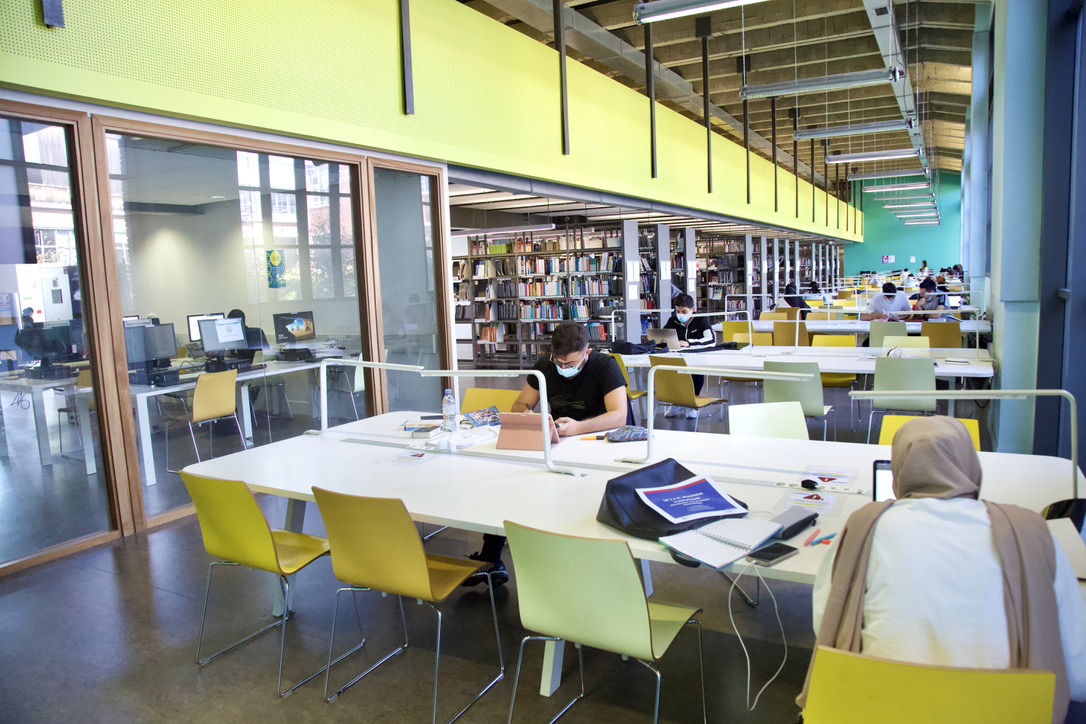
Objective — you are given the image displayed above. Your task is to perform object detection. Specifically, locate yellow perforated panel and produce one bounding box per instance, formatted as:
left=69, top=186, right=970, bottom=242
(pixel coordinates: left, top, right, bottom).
left=0, top=0, right=861, bottom=241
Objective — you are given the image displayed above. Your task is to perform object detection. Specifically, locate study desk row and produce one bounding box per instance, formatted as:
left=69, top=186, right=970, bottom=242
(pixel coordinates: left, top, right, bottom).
left=184, top=411, right=1082, bottom=696
left=716, top=318, right=991, bottom=336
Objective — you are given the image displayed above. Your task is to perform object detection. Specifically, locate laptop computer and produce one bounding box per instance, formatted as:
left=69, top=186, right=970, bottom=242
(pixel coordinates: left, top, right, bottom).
left=646, top=327, right=681, bottom=350
left=495, top=412, right=562, bottom=451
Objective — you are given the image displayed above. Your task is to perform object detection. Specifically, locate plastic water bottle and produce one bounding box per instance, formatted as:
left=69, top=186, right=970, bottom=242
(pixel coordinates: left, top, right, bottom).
left=441, top=389, right=457, bottom=432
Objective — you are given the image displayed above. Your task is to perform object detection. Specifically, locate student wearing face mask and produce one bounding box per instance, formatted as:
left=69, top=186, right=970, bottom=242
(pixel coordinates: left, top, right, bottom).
left=463, top=322, right=630, bottom=587
left=662, top=294, right=715, bottom=419
left=861, top=282, right=912, bottom=322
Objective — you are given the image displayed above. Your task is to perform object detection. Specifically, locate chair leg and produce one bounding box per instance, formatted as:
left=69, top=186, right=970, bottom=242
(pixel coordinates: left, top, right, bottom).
left=195, top=561, right=284, bottom=668
left=325, top=591, right=406, bottom=702
left=507, top=636, right=584, bottom=724
left=633, top=658, right=664, bottom=724
left=430, top=570, right=504, bottom=724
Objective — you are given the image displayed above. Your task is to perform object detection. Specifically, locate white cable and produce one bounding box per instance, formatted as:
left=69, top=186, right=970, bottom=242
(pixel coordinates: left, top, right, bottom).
left=726, top=561, right=789, bottom=711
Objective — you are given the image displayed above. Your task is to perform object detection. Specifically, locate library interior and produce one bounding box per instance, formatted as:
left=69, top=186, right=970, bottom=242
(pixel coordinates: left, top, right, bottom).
left=1, top=1, right=1085, bottom=723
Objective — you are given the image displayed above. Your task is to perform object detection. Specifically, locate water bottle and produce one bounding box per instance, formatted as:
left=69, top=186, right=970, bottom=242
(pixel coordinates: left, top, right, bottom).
left=441, top=388, right=457, bottom=432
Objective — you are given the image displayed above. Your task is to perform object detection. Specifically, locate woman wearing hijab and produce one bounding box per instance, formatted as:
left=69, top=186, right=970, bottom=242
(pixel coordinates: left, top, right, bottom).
left=800, top=416, right=1086, bottom=723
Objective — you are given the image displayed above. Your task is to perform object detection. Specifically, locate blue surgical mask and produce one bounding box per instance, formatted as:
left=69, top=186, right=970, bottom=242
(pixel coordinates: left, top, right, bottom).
left=676, top=314, right=692, bottom=324
left=556, top=363, right=582, bottom=378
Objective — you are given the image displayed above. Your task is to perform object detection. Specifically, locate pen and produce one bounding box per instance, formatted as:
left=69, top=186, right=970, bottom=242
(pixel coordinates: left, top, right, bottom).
left=804, top=528, right=821, bottom=547
left=580, top=435, right=606, bottom=441
left=811, top=532, right=837, bottom=545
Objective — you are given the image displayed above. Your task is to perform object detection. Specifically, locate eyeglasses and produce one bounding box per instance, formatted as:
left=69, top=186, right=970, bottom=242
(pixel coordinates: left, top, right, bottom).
left=551, top=353, right=586, bottom=369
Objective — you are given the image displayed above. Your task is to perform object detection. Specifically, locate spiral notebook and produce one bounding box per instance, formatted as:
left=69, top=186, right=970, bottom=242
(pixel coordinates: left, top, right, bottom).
left=659, top=518, right=782, bottom=568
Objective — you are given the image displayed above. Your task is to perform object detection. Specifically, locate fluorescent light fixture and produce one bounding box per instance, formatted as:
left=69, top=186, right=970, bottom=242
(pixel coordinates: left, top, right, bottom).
left=904, top=220, right=941, bottom=226
left=875, top=194, right=935, bottom=202
left=793, top=119, right=911, bottom=141
left=741, top=67, right=901, bottom=101
left=826, top=148, right=921, bottom=164
left=863, top=182, right=931, bottom=193
left=451, top=223, right=556, bottom=237
left=895, top=212, right=940, bottom=218
left=849, top=168, right=930, bottom=182
left=633, top=0, right=769, bottom=24
left=883, top=202, right=936, bottom=209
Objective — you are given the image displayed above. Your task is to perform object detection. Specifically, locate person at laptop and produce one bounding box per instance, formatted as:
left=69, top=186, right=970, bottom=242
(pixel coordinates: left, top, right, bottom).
left=911, top=277, right=947, bottom=321
left=860, top=282, right=911, bottom=322
left=464, top=322, right=629, bottom=587
left=224, top=309, right=269, bottom=363
left=800, top=417, right=1086, bottom=719
left=663, top=294, right=714, bottom=419
left=782, top=279, right=811, bottom=318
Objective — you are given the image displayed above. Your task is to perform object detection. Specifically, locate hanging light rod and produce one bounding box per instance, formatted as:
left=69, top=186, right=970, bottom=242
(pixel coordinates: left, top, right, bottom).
left=826, top=147, right=921, bottom=164
left=793, top=119, right=913, bottom=141
left=849, top=168, right=930, bottom=182
left=633, top=0, right=770, bottom=24
left=450, top=223, right=556, bottom=237
left=741, top=67, right=902, bottom=101
left=862, top=181, right=931, bottom=193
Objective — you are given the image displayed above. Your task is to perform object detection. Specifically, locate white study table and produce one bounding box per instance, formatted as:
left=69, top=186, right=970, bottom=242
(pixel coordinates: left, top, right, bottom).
left=736, top=318, right=990, bottom=336
left=184, top=413, right=1081, bottom=695
left=621, top=346, right=995, bottom=380
left=134, top=359, right=324, bottom=487
left=0, top=372, right=88, bottom=470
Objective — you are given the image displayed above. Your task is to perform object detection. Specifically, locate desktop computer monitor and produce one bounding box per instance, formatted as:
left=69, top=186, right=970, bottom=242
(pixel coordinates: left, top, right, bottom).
left=187, top=312, right=225, bottom=343
left=124, top=322, right=176, bottom=368
left=272, top=311, right=315, bottom=343
left=198, top=317, right=246, bottom=355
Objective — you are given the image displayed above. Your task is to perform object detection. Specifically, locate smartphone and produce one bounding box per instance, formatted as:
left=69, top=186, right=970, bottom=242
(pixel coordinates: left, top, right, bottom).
left=745, top=542, right=799, bottom=567
left=872, top=459, right=894, bottom=502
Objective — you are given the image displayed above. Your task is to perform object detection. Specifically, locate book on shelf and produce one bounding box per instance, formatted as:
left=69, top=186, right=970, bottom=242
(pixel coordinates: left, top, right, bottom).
left=659, top=518, right=782, bottom=569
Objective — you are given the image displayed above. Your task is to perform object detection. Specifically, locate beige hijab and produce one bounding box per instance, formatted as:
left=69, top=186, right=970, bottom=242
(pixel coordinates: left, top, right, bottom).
left=797, top=416, right=1068, bottom=723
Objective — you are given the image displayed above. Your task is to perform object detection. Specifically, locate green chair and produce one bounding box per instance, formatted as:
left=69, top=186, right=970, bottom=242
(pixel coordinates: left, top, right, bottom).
left=882, top=335, right=930, bottom=350
left=648, top=355, right=726, bottom=431
left=868, top=321, right=907, bottom=349
left=803, top=646, right=1055, bottom=724
left=763, top=361, right=835, bottom=440
left=867, top=357, right=937, bottom=443
left=311, top=488, right=504, bottom=720
left=181, top=472, right=330, bottom=696
left=503, top=521, right=705, bottom=724
left=727, top=401, right=809, bottom=440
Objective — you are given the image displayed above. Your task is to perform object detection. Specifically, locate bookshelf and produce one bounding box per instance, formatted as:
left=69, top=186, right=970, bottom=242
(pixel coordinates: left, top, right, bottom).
left=697, top=236, right=747, bottom=315
left=453, top=228, right=624, bottom=368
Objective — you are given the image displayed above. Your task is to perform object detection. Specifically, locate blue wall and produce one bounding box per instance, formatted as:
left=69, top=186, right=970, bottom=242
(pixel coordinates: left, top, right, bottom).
left=843, top=171, right=962, bottom=275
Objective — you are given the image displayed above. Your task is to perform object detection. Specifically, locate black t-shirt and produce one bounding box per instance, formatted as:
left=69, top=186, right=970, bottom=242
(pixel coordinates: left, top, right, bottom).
left=527, top=351, right=627, bottom=421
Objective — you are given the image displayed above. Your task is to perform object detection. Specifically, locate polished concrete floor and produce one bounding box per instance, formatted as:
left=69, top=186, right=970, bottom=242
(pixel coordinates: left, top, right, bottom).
left=0, top=500, right=817, bottom=723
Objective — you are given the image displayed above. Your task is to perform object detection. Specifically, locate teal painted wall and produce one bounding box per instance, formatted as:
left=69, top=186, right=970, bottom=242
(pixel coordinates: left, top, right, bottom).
left=843, top=172, right=962, bottom=275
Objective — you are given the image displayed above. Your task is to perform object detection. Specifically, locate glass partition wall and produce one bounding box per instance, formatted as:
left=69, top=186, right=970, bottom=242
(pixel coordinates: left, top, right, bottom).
left=106, top=133, right=364, bottom=516
left=0, top=115, right=110, bottom=564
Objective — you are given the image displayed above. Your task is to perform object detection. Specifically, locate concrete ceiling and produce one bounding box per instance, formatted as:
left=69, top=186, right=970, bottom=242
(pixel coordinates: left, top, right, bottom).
left=460, top=0, right=976, bottom=188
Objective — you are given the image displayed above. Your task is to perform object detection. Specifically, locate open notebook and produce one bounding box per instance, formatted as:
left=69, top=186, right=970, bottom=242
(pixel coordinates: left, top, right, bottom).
left=659, top=518, right=781, bottom=569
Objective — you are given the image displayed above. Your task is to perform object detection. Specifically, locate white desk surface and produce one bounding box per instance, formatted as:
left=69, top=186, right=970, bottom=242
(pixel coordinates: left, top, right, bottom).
left=730, top=319, right=990, bottom=335
left=621, top=346, right=995, bottom=379
left=0, top=372, right=81, bottom=468
left=185, top=412, right=1078, bottom=585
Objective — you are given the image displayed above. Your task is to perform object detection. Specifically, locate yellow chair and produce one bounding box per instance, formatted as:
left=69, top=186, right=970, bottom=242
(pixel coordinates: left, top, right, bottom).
left=921, top=321, right=963, bottom=349
left=803, top=646, right=1055, bottom=724
left=606, top=353, right=646, bottom=422
left=58, top=368, right=94, bottom=455
left=181, top=472, right=330, bottom=696
left=728, top=401, right=809, bottom=440
left=807, top=299, right=824, bottom=308
left=777, top=306, right=803, bottom=320
left=835, top=290, right=854, bottom=300
left=648, top=355, right=726, bottom=432
left=460, top=386, right=521, bottom=414
left=162, top=369, right=246, bottom=471
left=868, top=357, right=937, bottom=443
left=879, top=415, right=981, bottom=450
left=882, top=335, right=930, bottom=350
left=868, top=321, right=907, bottom=348
left=311, top=488, right=504, bottom=717
left=760, top=311, right=787, bottom=321
left=811, top=334, right=860, bottom=430
left=718, top=321, right=751, bottom=343
left=733, top=332, right=774, bottom=347
left=764, top=361, right=835, bottom=440
left=504, top=521, right=705, bottom=724
left=806, top=312, right=832, bottom=320
left=772, top=320, right=810, bottom=346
